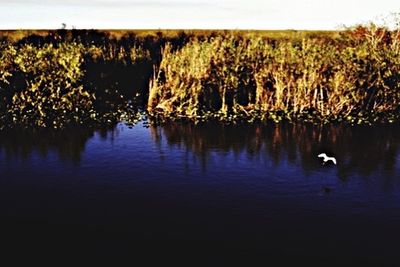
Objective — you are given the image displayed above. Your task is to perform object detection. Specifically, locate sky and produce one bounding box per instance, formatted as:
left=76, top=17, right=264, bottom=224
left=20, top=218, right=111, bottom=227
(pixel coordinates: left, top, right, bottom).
left=1, top=0, right=399, bottom=30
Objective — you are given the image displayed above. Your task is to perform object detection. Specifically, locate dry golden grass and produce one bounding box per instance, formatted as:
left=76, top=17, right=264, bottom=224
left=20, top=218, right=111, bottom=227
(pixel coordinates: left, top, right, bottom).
left=0, top=29, right=340, bottom=42
left=148, top=26, right=400, bottom=123
left=1, top=26, right=399, bottom=127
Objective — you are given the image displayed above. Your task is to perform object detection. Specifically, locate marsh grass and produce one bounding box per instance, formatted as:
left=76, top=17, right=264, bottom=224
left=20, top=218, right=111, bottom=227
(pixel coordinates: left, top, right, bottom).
left=1, top=26, right=400, bottom=128
left=148, top=26, right=400, bottom=124
left=0, top=32, right=155, bottom=128
left=0, top=42, right=94, bottom=127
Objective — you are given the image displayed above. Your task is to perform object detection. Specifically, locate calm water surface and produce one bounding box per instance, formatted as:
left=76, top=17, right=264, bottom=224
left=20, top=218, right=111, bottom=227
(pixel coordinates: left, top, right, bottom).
left=1, top=122, right=399, bottom=264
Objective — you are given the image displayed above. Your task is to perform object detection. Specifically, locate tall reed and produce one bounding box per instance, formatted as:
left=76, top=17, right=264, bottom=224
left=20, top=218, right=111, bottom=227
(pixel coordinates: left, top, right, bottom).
left=148, top=26, right=400, bottom=123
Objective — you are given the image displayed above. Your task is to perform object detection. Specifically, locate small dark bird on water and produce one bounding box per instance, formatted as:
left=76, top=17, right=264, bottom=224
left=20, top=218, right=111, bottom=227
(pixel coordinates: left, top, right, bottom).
left=324, top=187, right=332, bottom=193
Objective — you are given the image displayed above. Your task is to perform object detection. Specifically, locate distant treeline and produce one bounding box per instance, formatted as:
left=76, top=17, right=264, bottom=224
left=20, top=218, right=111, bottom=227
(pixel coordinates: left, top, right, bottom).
left=0, top=27, right=399, bottom=128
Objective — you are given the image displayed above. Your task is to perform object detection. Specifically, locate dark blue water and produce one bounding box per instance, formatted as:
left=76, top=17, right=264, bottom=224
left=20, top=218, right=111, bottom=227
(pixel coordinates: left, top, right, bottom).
left=1, top=122, right=399, bottom=265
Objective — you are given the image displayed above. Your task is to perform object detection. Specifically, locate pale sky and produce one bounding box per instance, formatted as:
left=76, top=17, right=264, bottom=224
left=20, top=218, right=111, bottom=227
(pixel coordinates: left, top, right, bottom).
left=1, top=0, right=399, bottom=30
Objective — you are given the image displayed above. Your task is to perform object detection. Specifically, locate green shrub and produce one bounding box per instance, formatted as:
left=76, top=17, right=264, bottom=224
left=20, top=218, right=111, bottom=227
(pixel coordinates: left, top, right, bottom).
left=3, top=42, right=94, bottom=127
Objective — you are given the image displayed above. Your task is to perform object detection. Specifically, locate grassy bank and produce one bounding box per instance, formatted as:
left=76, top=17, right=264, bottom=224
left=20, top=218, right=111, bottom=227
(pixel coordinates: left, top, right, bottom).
left=0, top=30, right=162, bottom=128
left=148, top=26, right=400, bottom=124
left=1, top=27, right=399, bottom=128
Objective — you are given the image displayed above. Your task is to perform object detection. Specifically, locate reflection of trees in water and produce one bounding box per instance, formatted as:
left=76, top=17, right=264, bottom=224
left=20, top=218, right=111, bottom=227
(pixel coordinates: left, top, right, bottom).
left=150, top=122, right=400, bottom=180
left=1, top=122, right=398, bottom=181
left=0, top=126, right=116, bottom=164
left=0, top=128, right=91, bottom=164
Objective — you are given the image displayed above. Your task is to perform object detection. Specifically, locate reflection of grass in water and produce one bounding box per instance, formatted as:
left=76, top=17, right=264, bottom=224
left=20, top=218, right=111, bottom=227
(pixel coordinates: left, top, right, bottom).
left=0, top=120, right=398, bottom=186
left=150, top=121, right=400, bottom=180
left=0, top=127, right=94, bottom=164
left=0, top=123, right=120, bottom=164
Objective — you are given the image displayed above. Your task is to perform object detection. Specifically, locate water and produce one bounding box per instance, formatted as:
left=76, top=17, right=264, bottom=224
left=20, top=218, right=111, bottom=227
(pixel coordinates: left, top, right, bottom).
left=1, top=121, right=399, bottom=264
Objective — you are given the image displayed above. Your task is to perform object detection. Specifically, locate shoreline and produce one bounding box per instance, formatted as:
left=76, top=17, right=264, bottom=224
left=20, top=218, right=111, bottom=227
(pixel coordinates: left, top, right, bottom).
left=1, top=27, right=399, bottom=128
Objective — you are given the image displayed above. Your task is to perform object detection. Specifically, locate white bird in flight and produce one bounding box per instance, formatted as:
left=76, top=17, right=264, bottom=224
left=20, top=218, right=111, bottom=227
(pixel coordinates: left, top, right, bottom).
left=318, top=153, right=337, bottom=165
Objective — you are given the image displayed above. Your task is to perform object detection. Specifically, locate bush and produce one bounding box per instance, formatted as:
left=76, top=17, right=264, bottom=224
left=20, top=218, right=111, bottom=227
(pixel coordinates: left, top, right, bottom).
left=1, top=42, right=94, bottom=127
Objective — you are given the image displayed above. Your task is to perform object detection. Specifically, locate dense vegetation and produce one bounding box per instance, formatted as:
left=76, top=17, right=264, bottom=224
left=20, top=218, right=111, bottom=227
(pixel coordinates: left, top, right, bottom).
left=149, top=26, right=400, bottom=124
left=0, top=26, right=399, bottom=128
left=0, top=30, right=164, bottom=128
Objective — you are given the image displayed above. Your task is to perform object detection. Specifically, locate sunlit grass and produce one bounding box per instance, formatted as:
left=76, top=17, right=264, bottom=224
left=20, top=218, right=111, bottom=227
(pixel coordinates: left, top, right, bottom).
left=1, top=25, right=400, bottom=128
left=148, top=25, right=400, bottom=124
